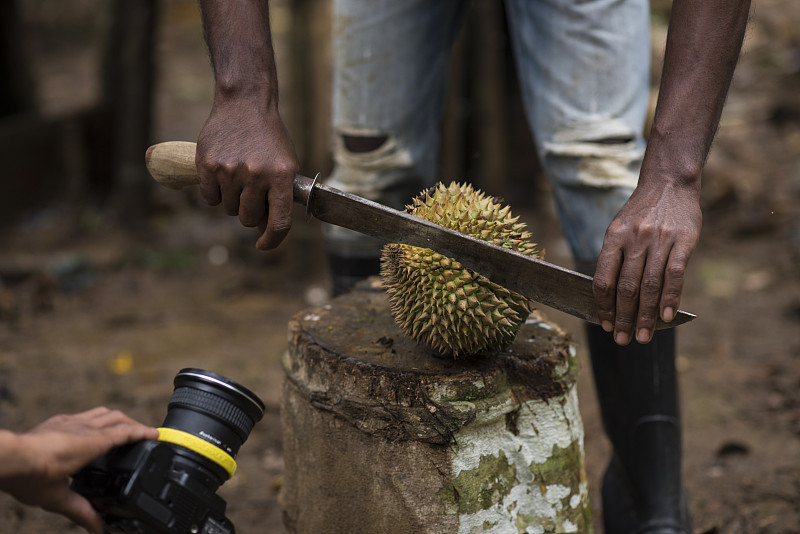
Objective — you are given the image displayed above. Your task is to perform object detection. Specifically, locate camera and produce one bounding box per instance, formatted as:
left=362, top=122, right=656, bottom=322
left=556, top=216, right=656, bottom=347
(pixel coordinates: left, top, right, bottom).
left=71, top=368, right=265, bottom=534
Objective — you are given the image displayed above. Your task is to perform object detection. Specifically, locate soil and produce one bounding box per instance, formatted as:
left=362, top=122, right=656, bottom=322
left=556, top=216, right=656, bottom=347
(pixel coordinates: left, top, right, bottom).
left=1, top=1, right=799, bottom=533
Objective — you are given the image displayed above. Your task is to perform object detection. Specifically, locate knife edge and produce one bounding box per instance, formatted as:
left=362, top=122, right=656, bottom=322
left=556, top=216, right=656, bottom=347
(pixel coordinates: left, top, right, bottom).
left=303, top=179, right=694, bottom=330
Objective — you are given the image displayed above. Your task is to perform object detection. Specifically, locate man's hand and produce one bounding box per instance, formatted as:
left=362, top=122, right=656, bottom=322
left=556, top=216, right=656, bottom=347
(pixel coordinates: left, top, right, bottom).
left=0, top=407, right=159, bottom=534
left=196, top=94, right=299, bottom=250
left=196, top=0, right=299, bottom=251
left=593, top=180, right=702, bottom=346
left=592, top=0, right=749, bottom=346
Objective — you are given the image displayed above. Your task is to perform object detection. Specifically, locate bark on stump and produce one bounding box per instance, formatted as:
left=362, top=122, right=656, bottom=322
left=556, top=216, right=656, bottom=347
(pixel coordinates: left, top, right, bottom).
left=280, top=279, right=592, bottom=533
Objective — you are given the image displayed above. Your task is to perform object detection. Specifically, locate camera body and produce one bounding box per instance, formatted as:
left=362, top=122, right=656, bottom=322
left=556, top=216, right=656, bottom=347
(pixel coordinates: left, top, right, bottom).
left=71, top=369, right=264, bottom=534
left=72, top=440, right=233, bottom=534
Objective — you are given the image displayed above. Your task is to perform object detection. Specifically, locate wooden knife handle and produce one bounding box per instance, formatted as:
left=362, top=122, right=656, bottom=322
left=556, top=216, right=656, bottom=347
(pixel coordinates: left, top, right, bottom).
left=145, top=141, right=200, bottom=190
left=144, top=141, right=315, bottom=206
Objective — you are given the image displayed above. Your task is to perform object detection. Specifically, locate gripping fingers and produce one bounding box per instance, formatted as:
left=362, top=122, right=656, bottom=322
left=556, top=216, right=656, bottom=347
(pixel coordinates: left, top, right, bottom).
left=592, top=248, right=623, bottom=334
left=255, top=186, right=293, bottom=250
left=635, top=252, right=668, bottom=344
left=660, top=244, right=690, bottom=323
left=196, top=156, right=222, bottom=206
left=46, top=490, right=105, bottom=534
left=238, top=185, right=268, bottom=228
left=613, top=255, right=646, bottom=346
left=220, top=171, right=243, bottom=216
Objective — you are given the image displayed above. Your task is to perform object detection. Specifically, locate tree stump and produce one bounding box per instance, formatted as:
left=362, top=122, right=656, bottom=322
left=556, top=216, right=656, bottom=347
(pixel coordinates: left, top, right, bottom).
left=280, top=279, right=592, bottom=533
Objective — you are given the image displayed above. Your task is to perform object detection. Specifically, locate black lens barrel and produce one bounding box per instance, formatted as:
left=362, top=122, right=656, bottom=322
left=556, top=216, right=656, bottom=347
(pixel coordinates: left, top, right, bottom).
left=161, top=368, right=265, bottom=459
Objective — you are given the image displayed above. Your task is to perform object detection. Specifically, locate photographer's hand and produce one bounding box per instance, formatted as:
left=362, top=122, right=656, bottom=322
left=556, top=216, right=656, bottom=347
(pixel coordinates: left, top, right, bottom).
left=0, top=407, right=159, bottom=534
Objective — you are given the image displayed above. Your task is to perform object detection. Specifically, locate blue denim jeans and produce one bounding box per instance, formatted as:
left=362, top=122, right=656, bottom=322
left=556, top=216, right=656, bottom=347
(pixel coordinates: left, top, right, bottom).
left=324, top=0, right=650, bottom=266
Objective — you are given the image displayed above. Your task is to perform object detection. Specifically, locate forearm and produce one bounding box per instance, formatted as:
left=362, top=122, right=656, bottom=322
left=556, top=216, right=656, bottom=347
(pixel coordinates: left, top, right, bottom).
left=644, top=0, right=750, bottom=188
left=198, top=0, right=279, bottom=105
left=0, top=430, right=37, bottom=479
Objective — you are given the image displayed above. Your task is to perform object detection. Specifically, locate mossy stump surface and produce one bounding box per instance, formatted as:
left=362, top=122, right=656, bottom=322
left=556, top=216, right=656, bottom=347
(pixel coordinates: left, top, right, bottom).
left=280, top=279, right=592, bottom=534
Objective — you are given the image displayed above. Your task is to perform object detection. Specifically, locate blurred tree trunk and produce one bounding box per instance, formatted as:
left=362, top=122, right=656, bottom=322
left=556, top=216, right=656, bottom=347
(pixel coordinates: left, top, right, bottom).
left=472, top=0, right=509, bottom=194
left=440, top=0, right=541, bottom=203
left=0, top=1, right=55, bottom=227
left=441, top=21, right=469, bottom=185
left=284, top=0, right=333, bottom=176
left=96, top=0, right=159, bottom=220
left=0, top=0, right=36, bottom=118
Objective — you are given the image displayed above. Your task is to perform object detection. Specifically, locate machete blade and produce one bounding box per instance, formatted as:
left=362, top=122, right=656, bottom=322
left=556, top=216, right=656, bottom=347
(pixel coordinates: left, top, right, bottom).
left=296, top=175, right=695, bottom=329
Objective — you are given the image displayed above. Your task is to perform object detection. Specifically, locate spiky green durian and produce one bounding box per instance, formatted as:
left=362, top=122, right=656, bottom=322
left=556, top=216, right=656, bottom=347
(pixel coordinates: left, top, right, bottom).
left=380, top=182, right=543, bottom=358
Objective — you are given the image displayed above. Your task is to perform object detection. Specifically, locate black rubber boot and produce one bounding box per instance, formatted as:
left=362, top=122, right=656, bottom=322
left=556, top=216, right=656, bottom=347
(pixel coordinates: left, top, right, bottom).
left=327, top=252, right=381, bottom=297
left=585, top=324, right=692, bottom=534
left=323, top=224, right=384, bottom=297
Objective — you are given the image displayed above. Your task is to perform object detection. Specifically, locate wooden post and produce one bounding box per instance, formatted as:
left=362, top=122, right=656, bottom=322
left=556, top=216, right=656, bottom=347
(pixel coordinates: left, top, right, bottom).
left=441, top=20, right=469, bottom=186
left=100, top=0, right=159, bottom=218
left=280, top=279, right=592, bottom=533
left=440, top=1, right=544, bottom=203
left=471, top=0, right=509, bottom=194
left=272, top=0, right=333, bottom=177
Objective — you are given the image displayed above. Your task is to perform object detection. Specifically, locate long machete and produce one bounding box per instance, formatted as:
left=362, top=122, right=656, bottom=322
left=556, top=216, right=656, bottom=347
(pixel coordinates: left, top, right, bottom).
left=146, top=141, right=694, bottom=329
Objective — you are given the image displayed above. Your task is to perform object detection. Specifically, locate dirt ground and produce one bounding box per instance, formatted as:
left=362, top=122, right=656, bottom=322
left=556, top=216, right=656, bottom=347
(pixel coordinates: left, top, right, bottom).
left=1, top=1, right=799, bottom=533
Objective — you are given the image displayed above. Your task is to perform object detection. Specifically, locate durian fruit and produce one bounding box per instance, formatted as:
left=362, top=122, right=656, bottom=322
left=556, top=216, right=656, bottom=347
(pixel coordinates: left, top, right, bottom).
left=380, top=182, right=543, bottom=358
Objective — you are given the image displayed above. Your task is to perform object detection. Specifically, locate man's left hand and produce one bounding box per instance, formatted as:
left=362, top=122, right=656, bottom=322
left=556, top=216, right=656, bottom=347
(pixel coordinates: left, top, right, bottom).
left=592, top=179, right=702, bottom=345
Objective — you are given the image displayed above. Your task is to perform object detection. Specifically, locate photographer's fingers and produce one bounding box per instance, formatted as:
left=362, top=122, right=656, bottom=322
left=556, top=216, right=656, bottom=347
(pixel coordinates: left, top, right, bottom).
left=26, top=410, right=157, bottom=478
left=88, top=409, right=159, bottom=443
left=43, top=487, right=105, bottom=534
left=72, top=406, right=112, bottom=420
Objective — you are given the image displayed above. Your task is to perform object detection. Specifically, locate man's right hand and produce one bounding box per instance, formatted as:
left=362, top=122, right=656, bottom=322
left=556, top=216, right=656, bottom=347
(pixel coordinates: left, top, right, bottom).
left=196, top=0, right=299, bottom=251
left=196, top=94, right=299, bottom=250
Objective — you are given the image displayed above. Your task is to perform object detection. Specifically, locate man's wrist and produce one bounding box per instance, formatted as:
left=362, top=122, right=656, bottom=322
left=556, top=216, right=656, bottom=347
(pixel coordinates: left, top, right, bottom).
left=641, top=130, right=704, bottom=193
left=212, top=77, right=279, bottom=111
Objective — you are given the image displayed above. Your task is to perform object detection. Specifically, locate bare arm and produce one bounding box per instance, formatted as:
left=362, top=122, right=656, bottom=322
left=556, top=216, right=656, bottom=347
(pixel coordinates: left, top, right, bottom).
left=593, top=0, right=751, bottom=345
left=197, top=0, right=299, bottom=250
left=0, top=407, right=159, bottom=534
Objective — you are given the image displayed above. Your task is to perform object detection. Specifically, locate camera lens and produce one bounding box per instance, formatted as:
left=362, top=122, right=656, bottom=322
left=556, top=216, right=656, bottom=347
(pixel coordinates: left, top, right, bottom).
left=159, top=368, right=265, bottom=480
left=71, top=368, right=264, bottom=534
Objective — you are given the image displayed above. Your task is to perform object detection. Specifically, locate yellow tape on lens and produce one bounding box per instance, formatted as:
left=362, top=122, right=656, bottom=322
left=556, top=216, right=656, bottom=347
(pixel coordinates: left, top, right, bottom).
left=157, top=427, right=237, bottom=479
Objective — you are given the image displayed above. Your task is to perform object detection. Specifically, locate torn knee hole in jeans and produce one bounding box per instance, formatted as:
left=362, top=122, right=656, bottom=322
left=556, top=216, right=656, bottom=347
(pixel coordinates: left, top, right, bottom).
left=592, top=136, right=634, bottom=145
left=333, top=129, right=413, bottom=173
left=342, top=134, right=389, bottom=153
left=544, top=124, right=643, bottom=189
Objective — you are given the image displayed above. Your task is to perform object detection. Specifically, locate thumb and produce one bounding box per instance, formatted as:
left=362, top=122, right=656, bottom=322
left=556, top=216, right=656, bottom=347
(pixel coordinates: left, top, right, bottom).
left=44, top=489, right=105, bottom=534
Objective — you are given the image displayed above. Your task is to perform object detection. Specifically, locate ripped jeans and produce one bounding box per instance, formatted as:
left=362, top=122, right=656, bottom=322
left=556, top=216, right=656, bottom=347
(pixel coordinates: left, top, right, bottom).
left=324, top=0, right=650, bottom=288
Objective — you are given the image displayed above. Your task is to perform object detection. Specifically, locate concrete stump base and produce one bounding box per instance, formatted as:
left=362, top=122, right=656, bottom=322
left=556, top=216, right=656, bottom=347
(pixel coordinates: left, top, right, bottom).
left=280, top=279, right=592, bottom=533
